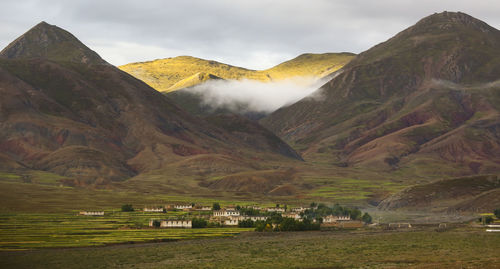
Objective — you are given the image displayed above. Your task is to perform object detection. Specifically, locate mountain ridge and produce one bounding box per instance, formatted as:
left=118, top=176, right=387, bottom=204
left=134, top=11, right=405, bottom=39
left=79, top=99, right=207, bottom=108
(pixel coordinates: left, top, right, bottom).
left=0, top=21, right=108, bottom=65
left=0, top=22, right=303, bottom=186
left=119, top=52, right=355, bottom=92
left=261, top=11, right=500, bottom=177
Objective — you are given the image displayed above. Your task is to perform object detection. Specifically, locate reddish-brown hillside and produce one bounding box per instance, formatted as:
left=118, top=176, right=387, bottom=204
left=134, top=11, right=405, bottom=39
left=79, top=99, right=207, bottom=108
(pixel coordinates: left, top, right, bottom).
left=0, top=22, right=302, bottom=185
left=262, top=12, right=500, bottom=176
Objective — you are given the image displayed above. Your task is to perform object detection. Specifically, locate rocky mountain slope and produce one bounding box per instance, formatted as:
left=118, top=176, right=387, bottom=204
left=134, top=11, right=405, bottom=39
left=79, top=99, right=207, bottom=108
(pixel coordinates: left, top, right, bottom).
left=0, top=22, right=302, bottom=186
left=261, top=12, right=500, bottom=177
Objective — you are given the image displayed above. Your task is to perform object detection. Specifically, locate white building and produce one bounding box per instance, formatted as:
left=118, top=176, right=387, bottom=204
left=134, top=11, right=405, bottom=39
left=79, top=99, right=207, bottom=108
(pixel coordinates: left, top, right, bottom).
left=266, top=207, right=285, bottom=213
left=224, top=219, right=239, bottom=226
left=323, top=215, right=351, bottom=223
left=291, top=207, right=308, bottom=213
left=143, top=207, right=164, bottom=212
left=79, top=211, right=104, bottom=216
left=213, top=210, right=240, bottom=217
left=232, top=216, right=268, bottom=221
left=173, top=204, right=193, bottom=210
left=195, top=206, right=212, bottom=211
left=282, top=213, right=302, bottom=220
left=149, top=220, right=192, bottom=228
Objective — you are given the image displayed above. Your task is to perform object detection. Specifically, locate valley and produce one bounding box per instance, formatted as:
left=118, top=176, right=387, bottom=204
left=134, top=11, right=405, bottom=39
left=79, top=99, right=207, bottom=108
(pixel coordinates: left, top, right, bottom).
left=0, top=9, right=499, bottom=269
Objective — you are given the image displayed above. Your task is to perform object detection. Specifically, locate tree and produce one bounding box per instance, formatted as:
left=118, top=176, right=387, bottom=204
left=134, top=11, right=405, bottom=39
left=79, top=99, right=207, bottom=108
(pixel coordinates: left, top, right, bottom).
left=485, top=216, right=494, bottom=224
left=349, top=208, right=362, bottom=220
left=121, top=204, right=134, bottom=212
left=494, top=209, right=500, bottom=219
left=310, top=202, right=317, bottom=208
left=236, top=205, right=241, bottom=211
left=152, top=220, right=161, bottom=228
left=362, top=213, right=372, bottom=224
left=238, top=219, right=255, bottom=228
left=192, top=218, right=207, bottom=228
left=212, top=203, right=221, bottom=211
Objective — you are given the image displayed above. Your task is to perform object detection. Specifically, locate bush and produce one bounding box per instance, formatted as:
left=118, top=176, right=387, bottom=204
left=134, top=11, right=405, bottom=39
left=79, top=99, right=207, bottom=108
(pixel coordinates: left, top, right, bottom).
left=121, top=204, right=134, bottom=212
left=362, top=213, right=372, bottom=224
left=494, top=209, right=500, bottom=219
left=192, top=218, right=207, bottom=228
left=212, top=203, right=221, bottom=211
left=152, top=220, right=161, bottom=228
left=238, top=219, right=255, bottom=228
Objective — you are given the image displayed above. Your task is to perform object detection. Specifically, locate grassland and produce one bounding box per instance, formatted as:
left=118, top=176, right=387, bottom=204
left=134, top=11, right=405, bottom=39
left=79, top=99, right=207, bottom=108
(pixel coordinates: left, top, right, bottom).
left=0, top=211, right=251, bottom=250
left=1, top=226, right=498, bottom=268
left=118, top=53, right=355, bottom=92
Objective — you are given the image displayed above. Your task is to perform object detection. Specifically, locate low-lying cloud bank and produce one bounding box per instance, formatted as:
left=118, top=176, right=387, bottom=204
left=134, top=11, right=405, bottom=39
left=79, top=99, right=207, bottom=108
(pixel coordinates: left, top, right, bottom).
left=186, top=76, right=330, bottom=114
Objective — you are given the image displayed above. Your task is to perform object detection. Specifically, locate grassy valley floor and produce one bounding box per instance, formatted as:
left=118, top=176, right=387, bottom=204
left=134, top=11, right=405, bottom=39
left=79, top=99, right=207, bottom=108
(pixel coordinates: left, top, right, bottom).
left=0, top=226, right=498, bottom=268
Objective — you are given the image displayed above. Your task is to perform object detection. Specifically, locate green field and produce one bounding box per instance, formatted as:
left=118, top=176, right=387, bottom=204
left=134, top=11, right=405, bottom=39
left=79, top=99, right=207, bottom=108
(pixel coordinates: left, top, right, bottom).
left=1, top=226, right=498, bottom=268
left=0, top=211, right=251, bottom=250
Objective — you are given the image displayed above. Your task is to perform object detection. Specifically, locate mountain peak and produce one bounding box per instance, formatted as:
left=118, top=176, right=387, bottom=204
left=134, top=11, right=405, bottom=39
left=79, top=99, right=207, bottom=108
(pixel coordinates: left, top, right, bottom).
left=408, top=11, right=496, bottom=34
left=0, top=21, right=108, bottom=65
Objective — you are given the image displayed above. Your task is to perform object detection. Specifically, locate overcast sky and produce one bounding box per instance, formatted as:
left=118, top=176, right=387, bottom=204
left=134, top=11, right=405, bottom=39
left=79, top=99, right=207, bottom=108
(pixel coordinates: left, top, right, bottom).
left=1, top=0, right=499, bottom=69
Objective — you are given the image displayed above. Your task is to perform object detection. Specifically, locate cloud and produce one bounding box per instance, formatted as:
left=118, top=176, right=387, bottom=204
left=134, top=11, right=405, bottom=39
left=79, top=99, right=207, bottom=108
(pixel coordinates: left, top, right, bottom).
left=430, top=79, right=500, bottom=91
left=1, top=0, right=500, bottom=69
left=186, top=76, right=329, bottom=113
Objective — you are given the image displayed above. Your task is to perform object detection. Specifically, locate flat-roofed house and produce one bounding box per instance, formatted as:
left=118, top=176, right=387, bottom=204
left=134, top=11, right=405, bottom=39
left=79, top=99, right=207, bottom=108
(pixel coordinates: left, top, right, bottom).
left=79, top=211, right=104, bottom=216
left=266, top=207, right=285, bottom=213
left=213, top=210, right=240, bottom=217
left=224, top=219, right=239, bottom=226
left=282, top=213, right=302, bottom=220
left=149, top=220, right=192, bottom=228
left=143, top=207, right=164, bottom=212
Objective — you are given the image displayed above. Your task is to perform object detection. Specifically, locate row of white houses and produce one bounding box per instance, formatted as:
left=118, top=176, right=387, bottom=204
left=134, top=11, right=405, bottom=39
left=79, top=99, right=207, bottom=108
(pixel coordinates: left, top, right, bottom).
left=79, top=211, right=104, bottom=216
left=149, top=220, right=193, bottom=228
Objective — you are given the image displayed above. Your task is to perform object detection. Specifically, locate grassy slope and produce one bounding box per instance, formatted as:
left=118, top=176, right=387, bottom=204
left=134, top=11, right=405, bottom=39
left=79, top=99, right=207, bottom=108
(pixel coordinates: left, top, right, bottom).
left=378, top=175, right=500, bottom=211
left=1, top=227, right=498, bottom=268
left=118, top=53, right=355, bottom=92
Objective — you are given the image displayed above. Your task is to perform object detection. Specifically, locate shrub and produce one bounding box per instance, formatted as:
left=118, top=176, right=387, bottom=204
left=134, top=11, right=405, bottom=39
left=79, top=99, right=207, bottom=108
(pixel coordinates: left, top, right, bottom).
left=238, top=219, right=255, bottom=228
left=212, top=203, right=221, bottom=211
left=152, top=220, right=161, bottom=228
left=121, top=204, right=134, bottom=212
left=494, top=209, right=500, bottom=219
left=192, top=218, right=207, bottom=228
left=362, top=213, right=372, bottom=224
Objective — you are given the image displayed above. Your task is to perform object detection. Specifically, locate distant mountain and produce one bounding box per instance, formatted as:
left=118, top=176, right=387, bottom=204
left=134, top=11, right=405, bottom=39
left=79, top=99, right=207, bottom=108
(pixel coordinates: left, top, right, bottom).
left=262, top=12, right=500, bottom=176
left=0, top=22, right=302, bottom=185
left=1, top=21, right=107, bottom=65
left=119, top=53, right=355, bottom=92
left=378, top=175, right=500, bottom=212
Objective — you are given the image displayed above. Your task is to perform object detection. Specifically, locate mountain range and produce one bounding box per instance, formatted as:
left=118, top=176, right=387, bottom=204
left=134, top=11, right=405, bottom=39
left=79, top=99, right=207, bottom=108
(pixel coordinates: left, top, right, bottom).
left=262, top=11, right=500, bottom=177
left=0, top=12, right=499, bottom=210
left=119, top=53, right=355, bottom=92
left=0, top=22, right=301, bottom=186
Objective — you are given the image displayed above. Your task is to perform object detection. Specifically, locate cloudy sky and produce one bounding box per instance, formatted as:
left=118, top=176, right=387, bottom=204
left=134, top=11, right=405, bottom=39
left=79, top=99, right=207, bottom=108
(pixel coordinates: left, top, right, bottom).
left=1, top=0, right=499, bottom=69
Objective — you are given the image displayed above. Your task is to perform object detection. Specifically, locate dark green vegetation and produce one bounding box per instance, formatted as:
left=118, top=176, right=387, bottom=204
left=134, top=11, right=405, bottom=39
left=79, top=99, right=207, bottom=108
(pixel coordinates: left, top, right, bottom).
left=262, top=12, right=500, bottom=178
left=121, top=204, right=134, bottom=212
left=1, top=227, right=498, bottom=268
